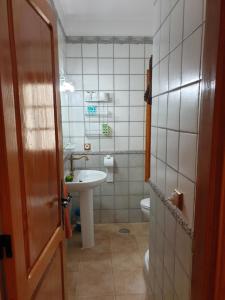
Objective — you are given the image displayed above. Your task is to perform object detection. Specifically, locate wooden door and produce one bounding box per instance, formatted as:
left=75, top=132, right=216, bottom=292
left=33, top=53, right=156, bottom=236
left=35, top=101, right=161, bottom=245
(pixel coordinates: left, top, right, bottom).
left=0, top=0, right=65, bottom=299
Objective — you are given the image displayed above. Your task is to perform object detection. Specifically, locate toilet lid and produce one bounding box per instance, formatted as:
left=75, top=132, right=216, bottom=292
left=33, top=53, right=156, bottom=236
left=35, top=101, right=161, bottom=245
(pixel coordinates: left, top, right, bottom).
left=141, top=198, right=150, bottom=209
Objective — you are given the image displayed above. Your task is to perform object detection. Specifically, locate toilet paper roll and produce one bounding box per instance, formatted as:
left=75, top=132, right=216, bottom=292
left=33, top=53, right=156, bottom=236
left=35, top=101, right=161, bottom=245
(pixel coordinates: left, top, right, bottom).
left=104, top=155, right=114, bottom=167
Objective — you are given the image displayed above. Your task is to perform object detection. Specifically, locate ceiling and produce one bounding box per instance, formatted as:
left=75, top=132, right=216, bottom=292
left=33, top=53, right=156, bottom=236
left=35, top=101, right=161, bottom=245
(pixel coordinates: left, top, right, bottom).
left=52, top=0, right=154, bottom=37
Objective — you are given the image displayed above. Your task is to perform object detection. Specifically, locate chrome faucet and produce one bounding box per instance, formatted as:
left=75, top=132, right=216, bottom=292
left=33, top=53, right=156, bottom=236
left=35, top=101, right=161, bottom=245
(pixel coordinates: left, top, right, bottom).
left=69, top=154, right=89, bottom=175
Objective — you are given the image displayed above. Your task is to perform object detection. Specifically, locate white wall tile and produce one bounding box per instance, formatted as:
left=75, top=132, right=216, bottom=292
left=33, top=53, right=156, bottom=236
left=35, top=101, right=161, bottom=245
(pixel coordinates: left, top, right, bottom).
left=158, top=94, right=168, bottom=128
left=180, top=83, right=200, bottom=133
left=115, top=210, right=129, bottom=222
left=69, top=91, right=83, bottom=106
left=66, top=58, right=82, bottom=74
left=115, top=137, right=129, bottom=151
left=61, top=107, right=68, bottom=122
left=130, top=44, right=144, bottom=58
left=69, top=122, right=84, bottom=137
left=151, top=127, right=158, bottom=156
left=157, top=160, right=166, bottom=194
left=151, top=155, right=157, bottom=185
left=182, top=27, right=202, bottom=85
left=130, top=122, right=144, bottom=136
left=169, top=45, right=182, bottom=90
left=69, top=107, right=84, bottom=122
left=167, top=90, right=180, bottom=130
left=114, top=75, right=129, bottom=90
left=129, top=137, right=144, bottom=151
left=69, top=75, right=83, bottom=90
left=114, top=59, right=129, bottom=74
left=161, top=0, right=170, bottom=23
left=100, top=137, right=115, bottom=151
left=174, top=258, right=191, bottom=300
left=184, top=0, right=204, bottom=38
left=170, top=0, right=184, bottom=51
left=82, top=43, right=97, bottom=57
left=160, top=57, right=169, bottom=93
left=66, top=43, right=82, bottom=57
left=114, top=91, right=129, bottom=106
left=179, top=133, right=197, bottom=181
left=83, top=75, right=98, bottom=90
left=130, top=107, right=144, bottom=121
left=99, top=75, right=113, bottom=90
left=153, top=32, right=160, bottom=66
left=167, top=130, right=179, bottom=170
left=157, top=128, right=167, bottom=162
left=99, top=58, right=113, bottom=74
left=62, top=122, right=69, bottom=136
left=152, top=65, right=160, bottom=96
left=166, top=166, right=178, bottom=198
left=152, top=98, right=158, bottom=127
left=115, top=107, right=129, bottom=121
left=98, top=44, right=113, bottom=57
left=114, top=44, right=129, bottom=58
left=130, top=59, right=145, bottom=74
left=130, top=75, right=145, bottom=90
left=130, top=91, right=145, bottom=106
left=160, top=18, right=170, bottom=59
left=115, top=122, right=129, bottom=136
left=83, top=58, right=98, bottom=74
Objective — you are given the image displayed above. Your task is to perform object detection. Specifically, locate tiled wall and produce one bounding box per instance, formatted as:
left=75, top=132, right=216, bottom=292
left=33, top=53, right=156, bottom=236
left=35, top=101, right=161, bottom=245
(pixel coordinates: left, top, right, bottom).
left=61, top=40, right=152, bottom=223
left=64, top=152, right=150, bottom=223
left=61, top=41, right=152, bottom=152
left=149, top=0, right=205, bottom=298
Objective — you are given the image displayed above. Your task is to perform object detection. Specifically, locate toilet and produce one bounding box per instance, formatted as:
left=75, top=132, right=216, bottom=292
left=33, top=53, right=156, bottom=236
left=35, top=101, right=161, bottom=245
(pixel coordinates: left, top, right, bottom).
left=140, top=197, right=150, bottom=221
left=140, top=198, right=150, bottom=288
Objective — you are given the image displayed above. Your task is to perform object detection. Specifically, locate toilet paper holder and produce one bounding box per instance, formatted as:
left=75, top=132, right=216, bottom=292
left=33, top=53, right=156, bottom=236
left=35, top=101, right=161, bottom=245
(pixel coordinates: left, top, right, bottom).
left=104, top=155, right=114, bottom=183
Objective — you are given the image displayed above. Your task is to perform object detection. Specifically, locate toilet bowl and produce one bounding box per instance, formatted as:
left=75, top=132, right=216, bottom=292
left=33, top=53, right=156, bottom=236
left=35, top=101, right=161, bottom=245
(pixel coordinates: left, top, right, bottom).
left=140, top=197, right=150, bottom=221
left=140, top=197, right=151, bottom=293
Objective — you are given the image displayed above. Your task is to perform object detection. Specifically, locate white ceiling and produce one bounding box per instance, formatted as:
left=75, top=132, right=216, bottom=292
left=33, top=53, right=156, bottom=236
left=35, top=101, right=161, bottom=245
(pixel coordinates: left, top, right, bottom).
left=53, top=0, right=154, bottom=37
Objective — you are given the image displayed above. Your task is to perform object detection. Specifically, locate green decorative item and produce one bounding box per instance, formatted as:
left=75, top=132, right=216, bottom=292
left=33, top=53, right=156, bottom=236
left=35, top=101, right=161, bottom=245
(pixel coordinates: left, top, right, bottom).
left=102, top=123, right=112, bottom=136
left=65, top=174, right=74, bottom=182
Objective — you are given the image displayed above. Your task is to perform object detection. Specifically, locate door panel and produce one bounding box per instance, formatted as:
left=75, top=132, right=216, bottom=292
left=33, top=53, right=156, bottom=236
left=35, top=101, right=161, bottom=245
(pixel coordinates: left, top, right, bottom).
left=32, top=249, right=63, bottom=300
left=12, top=0, right=60, bottom=268
left=0, top=0, right=65, bottom=299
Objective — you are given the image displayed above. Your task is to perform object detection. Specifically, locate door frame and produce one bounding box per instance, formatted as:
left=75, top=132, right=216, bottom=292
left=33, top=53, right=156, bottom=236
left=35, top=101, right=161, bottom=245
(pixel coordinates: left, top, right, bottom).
left=192, top=0, right=225, bottom=299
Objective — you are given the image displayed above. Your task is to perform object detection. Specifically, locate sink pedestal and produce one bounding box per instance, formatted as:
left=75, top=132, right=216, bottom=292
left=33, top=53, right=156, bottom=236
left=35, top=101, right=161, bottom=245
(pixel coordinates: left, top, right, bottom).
left=80, top=189, right=94, bottom=248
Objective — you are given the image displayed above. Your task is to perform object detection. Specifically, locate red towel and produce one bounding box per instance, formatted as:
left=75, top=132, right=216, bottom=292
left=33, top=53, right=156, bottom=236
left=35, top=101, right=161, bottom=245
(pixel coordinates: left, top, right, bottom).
left=63, top=184, right=72, bottom=239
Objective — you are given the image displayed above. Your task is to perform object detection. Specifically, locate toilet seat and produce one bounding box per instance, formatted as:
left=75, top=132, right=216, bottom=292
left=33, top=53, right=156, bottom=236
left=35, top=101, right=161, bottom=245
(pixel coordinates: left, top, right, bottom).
left=141, top=198, right=150, bottom=209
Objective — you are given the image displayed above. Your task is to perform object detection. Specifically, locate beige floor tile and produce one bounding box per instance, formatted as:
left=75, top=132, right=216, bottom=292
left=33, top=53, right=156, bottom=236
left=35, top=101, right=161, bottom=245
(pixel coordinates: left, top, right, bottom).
left=111, top=234, right=139, bottom=253
left=78, top=297, right=115, bottom=300
left=112, top=251, right=142, bottom=271
left=67, top=271, right=79, bottom=299
left=77, top=259, right=114, bottom=297
left=131, top=223, right=149, bottom=237
left=116, top=295, right=147, bottom=300
left=78, top=238, right=111, bottom=262
left=113, top=268, right=146, bottom=295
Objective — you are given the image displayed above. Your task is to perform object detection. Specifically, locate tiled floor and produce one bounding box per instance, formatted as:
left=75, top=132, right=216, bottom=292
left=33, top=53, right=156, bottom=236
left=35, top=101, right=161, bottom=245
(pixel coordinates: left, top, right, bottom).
left=66, top=223, right=149, bottom=300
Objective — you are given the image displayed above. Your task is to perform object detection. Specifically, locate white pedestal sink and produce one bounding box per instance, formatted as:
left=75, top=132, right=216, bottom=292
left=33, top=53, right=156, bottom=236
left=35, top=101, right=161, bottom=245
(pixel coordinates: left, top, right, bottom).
left=66, top=170, right=107, bottom=248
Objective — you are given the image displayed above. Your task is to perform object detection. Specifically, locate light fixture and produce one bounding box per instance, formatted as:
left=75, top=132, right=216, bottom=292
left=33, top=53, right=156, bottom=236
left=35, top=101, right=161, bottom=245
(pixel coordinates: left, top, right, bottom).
left=60, top=75, right=75, bottom=93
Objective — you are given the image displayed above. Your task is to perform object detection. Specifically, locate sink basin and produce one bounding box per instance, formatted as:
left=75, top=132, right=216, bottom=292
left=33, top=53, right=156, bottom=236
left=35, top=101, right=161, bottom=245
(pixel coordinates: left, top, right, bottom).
left=66, top=170, right=107, bottom=192
left=65, top=169, right=107, bottom=249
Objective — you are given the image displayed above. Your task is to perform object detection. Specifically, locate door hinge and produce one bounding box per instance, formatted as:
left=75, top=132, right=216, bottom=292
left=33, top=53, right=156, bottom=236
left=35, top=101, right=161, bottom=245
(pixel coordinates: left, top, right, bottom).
left=0, top=235, right=13, bottom=260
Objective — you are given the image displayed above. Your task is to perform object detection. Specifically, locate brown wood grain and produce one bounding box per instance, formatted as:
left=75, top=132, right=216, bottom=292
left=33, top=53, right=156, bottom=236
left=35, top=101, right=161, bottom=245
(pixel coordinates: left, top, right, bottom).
left=0, top=0, right=65, bottom=299
left=192, top=0, right=225, bottom=299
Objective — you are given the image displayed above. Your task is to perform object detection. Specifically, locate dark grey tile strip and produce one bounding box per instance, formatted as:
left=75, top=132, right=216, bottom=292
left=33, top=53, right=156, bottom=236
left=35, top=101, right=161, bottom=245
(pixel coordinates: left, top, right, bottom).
left=66, top=36, right=153, bottom=44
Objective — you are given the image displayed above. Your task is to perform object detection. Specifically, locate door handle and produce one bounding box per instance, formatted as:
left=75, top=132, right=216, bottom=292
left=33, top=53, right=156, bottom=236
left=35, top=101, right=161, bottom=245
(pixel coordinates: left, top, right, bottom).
left=61, top=193, right=72, bottom=208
